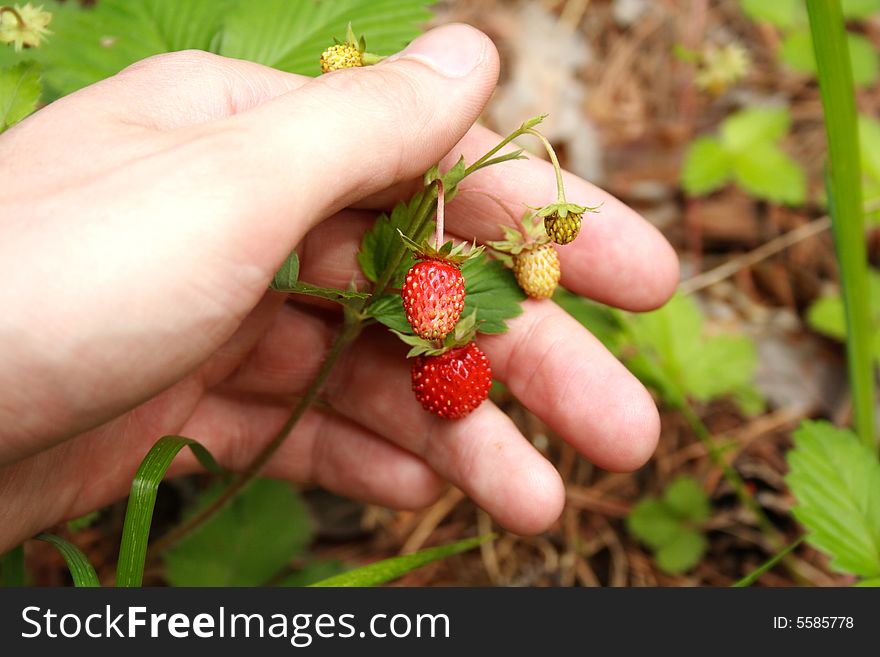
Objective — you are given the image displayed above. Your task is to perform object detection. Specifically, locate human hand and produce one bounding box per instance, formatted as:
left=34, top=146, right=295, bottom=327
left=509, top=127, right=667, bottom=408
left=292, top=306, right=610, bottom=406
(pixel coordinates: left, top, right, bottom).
left=0, top=24, right=678, bottom=553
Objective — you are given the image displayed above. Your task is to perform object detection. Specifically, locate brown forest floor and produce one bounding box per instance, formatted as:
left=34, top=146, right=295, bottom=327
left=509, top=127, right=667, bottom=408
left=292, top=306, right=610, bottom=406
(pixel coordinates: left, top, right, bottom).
left=27, top=0, right=880, bottom=587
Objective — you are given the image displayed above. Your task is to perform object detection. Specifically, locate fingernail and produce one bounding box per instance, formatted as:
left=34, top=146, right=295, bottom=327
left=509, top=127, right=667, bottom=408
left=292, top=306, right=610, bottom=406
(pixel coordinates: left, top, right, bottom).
left=391, top=24, right=486, bottom=78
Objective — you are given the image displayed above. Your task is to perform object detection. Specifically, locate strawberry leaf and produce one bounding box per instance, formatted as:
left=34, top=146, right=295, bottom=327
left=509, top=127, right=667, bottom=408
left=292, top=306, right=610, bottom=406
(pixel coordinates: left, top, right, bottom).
left=786, top=420, right=880, bottom=579
left=681, top=136, right=731, bottom=196
left=23, top=0, right=432, bottom=98
left=29, top=0, right=235, bottom=98
left=218, top=0, right=432, bottom=75
left=367, top=294, right=411, bottom=333
left=626, top=475, right=710, bottom=574
left=358, top=199, right=417, bottom=284
left=460, top=254, right=525, bottom=334
left=164, top=479, right=312, bottom=587
left=0, top=61, right=41, bottom=132
left=622, top=294, right=759, bottom=410
left=270, top=251, right=300, bottom=290
left=280, top=282, right=368, bottom=306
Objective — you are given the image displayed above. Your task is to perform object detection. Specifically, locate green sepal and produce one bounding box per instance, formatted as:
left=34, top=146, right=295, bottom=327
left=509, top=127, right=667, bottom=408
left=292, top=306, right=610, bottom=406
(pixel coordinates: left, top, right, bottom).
left=397, top=229, right=485, bottom=264
left=392, top=310, right=481, bottom=357
left=487, top=213, right=549, bottom=255
left=535, top=201, right=597, bottom=219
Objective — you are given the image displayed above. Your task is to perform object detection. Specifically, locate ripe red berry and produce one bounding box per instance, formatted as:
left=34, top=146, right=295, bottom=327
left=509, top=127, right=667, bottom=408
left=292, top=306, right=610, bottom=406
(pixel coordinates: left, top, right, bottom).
left=411, top=342, right=492, bottom=419
left=401, top=258, right=465, bottom=340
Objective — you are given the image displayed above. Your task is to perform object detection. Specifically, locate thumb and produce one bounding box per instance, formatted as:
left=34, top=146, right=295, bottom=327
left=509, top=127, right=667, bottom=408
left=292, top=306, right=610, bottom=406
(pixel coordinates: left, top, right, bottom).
left=208, top=23, right=499, bottom=244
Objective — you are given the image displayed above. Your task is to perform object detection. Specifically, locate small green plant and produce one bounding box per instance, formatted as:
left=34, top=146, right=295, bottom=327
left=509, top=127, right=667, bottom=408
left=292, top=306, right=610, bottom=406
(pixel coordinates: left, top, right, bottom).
left=681, top=106, right=806, bottom=205
left=627, top=476, right=711, bottom=574
left=740, top=0, right=880, bottom=87
left=786, top=421, right=880, bottom=585
left=806, top=268, right=880, bottom=362
left=858, top=114, right=880, bottom=222
left=621, top=293, right=762, bottom=415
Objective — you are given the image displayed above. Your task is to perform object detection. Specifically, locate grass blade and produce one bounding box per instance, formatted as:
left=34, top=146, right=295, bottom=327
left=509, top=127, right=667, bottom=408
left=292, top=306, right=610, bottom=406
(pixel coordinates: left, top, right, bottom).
left=36, top=534, right=99, bottom=587
left=732, top=536, right=805, bottom=587
left=116, top=435, right=223, bottom=587
left=0, top=545, right=25, bottom=586
left=807, top=0, right=876, bottom=449
left=310, top=535, right=493, bottom=587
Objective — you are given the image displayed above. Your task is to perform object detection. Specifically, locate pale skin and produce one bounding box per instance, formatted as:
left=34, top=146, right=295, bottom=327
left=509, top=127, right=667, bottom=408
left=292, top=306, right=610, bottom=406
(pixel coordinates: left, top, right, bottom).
left=0, top=25, right=678, bottom=553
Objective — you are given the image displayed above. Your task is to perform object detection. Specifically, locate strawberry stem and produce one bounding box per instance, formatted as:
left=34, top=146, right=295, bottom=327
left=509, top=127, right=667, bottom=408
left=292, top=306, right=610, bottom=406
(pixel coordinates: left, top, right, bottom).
left=435, top=180, right=445, bottom=250
left=524, top=129, right=567, bottom=205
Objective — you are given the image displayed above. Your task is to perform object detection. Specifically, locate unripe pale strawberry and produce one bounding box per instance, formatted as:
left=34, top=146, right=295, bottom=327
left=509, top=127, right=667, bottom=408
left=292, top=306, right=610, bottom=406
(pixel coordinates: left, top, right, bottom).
left=411, top=342, right=492, bottom=419
left=401, top=258, right=465, bottom=340
left=513, top=244, right=561, bottom=299
left=544, top=210, right=582, bottom=245
left=320, top=43, right=363, bottom=73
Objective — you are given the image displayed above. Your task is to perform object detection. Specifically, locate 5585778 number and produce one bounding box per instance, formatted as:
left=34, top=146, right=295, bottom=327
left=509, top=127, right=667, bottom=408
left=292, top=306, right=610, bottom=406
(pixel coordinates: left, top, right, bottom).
left=773, top=616, right=854, bottom=629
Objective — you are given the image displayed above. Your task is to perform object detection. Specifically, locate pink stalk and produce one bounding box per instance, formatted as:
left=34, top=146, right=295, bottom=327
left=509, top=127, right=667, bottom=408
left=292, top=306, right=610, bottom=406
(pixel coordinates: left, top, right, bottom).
left=435, top=180, right=445, bottom=250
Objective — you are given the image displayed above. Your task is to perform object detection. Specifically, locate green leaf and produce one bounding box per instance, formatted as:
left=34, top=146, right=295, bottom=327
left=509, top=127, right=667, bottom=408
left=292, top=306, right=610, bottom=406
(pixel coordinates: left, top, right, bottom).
left=785, top=420, right=880, bottom=577
left=655, top=529, right=708, bottom=574
left=681, top=335, right=759, bottom=403
left=367, top=293, right=411, bottom=332
left=218, top=0, right=433, bottom=75
left=731, top=141, right=806, bottom=205
left=368, top=253, right=525, bottom=335
left=116, top=435, right=222, bottom=587
left=845, top=33, right=878, bottom=87
left=460, top=254, right=525, bottom=334
left=739, top=0, right=801, bottom=29
left=274, top=280, right=369, bottom=306
left=781, top=30, right=878, bottom=87
left=780, top=30, right=816, bottom=74
left=681, top=136, right=731, bottom=196
left=310, top=535, right=490, bottom=587
left=165, top=479, right=312, bottom=586
left=36, top=533, right=100, bottom=587
left=663, top=476, right=710, bottom=522
left=0, top=545, right=25, bottom=587
left=806, top=269, right=880, bottom=361
left=270, top=251, right=300, bottom=290
left=0, top=61, right=41, bottom=131
left=841, top=0, right=880, bottom=19
left=627, top=477, right=711, bottom=574
left=627, top=499, right=683, bottom=550
left=36, top=0, right=235, bottom=97
left=859, top=114, right=880, bottom=184
left=624, top=294, right=757, bottom=406
left=806, top=295, right=847, bottom=341
left=553, top=288, right=624, bottom=354
left=357, top=200, right=415, bottom=284
left=720, top=107, right=790, bottom=153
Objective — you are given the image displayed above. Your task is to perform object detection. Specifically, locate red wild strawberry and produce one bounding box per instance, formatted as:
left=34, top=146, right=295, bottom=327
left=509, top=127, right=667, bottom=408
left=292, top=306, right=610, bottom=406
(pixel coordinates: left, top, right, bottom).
left=411, top=342, right=492, bottom=419
left=401, top=258, right=465, bottom=340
